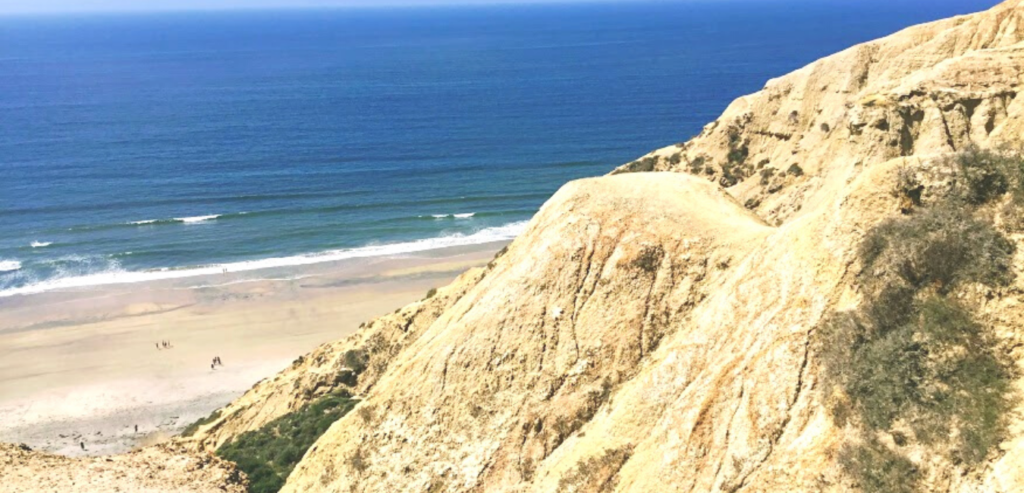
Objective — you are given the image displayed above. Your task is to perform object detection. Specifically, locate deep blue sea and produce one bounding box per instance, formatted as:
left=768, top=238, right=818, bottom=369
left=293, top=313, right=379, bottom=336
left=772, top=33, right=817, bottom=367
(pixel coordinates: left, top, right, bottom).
left=0, top=0, right=999, bottom=297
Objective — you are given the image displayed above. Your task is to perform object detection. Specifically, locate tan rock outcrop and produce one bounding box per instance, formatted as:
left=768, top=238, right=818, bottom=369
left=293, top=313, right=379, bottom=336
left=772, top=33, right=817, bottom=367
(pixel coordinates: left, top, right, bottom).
left=615, top=0, right=1024, bottom=227
left=0, top=442, right=247, bottom=493
left=287, top=172, right=776, bottom=492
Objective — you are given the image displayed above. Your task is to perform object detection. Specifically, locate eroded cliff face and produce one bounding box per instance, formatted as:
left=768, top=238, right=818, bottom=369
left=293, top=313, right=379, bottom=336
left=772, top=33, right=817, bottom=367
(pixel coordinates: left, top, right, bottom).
left=270, top=2, right=1024, bottom=491
left=286, top=173, right=776, bottom=492
left=615, top=0, right=1024, bottom=227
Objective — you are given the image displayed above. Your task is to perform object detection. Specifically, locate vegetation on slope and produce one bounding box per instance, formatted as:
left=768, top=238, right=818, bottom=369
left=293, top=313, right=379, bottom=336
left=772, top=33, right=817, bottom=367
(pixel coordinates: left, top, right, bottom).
left=216, top=391, right=358, bottom=493
left=817, top=147, right=1024, bottom=492
left=181, top=409, right=223, bottom=438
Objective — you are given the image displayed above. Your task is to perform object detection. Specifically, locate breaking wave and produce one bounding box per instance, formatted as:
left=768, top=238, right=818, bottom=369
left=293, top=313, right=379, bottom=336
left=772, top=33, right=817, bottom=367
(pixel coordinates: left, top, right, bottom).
left=0, top=221, right=527, bottom=298
left=428, top=212, right=476, bottom=219
left=128, top=214, right=223, bottom=226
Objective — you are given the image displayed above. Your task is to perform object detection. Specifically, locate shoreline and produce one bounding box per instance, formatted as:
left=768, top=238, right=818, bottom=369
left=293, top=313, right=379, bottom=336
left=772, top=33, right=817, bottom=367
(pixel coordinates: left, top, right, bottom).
left=0, top=221, right=529, bottom=299
left=0, top=240, right=507, bottom=457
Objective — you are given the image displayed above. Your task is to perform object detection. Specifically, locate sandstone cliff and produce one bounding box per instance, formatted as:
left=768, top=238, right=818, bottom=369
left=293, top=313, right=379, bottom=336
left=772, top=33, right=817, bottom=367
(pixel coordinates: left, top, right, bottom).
left=270, top=1, right=1024, bottom=491
left=615, top=0, right=1024, bottom=226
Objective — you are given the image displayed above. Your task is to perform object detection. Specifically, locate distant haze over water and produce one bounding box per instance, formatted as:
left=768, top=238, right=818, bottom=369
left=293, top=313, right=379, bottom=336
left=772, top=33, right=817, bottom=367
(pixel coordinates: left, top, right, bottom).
left=0, top=0, right=996, bottom=297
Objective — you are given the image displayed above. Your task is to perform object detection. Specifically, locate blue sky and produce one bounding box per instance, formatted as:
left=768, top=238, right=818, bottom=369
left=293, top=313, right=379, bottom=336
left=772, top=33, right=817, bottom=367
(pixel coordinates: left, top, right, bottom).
left=0, top=0, right=663, bottom=15
left=0, top=0, right=1003, bottom=14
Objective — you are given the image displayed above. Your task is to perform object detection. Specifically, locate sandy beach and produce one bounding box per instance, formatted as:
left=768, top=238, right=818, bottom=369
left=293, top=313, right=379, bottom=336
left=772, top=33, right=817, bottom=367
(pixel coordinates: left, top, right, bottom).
left=0, top=242, right=504, bottom=457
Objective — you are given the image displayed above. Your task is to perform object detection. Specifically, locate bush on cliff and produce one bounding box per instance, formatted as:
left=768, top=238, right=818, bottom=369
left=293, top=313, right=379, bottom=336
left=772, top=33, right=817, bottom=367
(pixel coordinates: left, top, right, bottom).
left=818, top=148, right=1021, bottom=492
left=216, top=391, right=358, bottom=493
left=181, top=409, right=222, bottom=438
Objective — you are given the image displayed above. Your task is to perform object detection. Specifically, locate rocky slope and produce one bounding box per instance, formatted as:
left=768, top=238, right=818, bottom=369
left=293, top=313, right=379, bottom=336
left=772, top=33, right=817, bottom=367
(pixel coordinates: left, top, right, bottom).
left=0, top=442, right=247, bottom=493
left=615, top=0, right=1024, bottom=226
left=5, top=1, right=1024, bottom=492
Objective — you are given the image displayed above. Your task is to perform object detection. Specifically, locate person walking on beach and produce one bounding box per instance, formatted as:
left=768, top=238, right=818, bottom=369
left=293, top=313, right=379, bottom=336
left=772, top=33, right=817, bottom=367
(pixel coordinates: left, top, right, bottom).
left=134, top=424, right=138, bottom=433
left=80, top=441, right=85, bottom=451
left=156, top=342, right=160, bottom=350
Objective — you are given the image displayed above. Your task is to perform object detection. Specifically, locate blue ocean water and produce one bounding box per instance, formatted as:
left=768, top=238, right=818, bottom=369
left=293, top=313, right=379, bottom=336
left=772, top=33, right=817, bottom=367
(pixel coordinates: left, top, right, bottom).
left=0, top=0, right=999, bottom=297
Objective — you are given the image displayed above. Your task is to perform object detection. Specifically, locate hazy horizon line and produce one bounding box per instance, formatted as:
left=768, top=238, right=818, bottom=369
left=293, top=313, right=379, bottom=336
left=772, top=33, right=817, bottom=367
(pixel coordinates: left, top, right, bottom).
left=0, top=0, right=901, bottom=18
left=0, top=0, right=719, bottom=17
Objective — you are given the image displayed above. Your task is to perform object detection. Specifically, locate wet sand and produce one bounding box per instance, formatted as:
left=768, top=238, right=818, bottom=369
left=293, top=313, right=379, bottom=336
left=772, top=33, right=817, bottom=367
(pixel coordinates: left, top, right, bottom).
left=0, top=242, right=504, bottom=457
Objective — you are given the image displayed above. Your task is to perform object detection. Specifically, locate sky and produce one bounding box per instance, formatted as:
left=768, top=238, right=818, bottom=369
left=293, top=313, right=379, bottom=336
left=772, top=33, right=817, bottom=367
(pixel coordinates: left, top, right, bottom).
left=0, top=0, right=665, bottom=15
left=0, top=0, right=1003, bottom=15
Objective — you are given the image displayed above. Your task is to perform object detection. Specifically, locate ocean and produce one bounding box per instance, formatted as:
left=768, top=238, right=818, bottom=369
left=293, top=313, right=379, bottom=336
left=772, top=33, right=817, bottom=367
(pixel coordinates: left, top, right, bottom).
left=0, top=0, right=998, bottom=297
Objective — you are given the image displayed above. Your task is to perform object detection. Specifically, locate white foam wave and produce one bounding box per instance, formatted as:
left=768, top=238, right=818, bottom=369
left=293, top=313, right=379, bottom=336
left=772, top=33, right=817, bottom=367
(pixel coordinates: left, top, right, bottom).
left=430, top=212, right=476, bottom=219
left=127, top=214, right=221, bottom=226
left=30, top=241, right=52, bottom=248
left=0, top=221, right=529, bottom=298
left=0, top=260, right=21, bottom=272
left=176, top=214, right=220, bottom=224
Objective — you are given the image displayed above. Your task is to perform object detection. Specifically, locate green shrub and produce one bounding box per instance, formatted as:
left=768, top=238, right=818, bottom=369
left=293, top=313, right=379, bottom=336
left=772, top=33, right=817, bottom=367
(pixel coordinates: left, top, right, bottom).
left=342, top=349, right=368, bottom=374
left=951, top=146, right=1018, bottom=205
left=180, top=409, right=221, bottom=437
left=687, top=155, right=707, bottom=175
left=425, top=288, right=438, bottom=299
left=216, top=391, right=358, bottom=493
left=858, top=205, right=1014, bottom=293
left=838, top=438, right=919, bottom=493
left=822, top=295, right=1013, bottom=450
left=624, top=156, right=659, bottom=173
left=817, top=148, right=1020, bottom=491
left=727, top=147, right=749, bottom=165
left=949, top=146, right=1024, bottom=230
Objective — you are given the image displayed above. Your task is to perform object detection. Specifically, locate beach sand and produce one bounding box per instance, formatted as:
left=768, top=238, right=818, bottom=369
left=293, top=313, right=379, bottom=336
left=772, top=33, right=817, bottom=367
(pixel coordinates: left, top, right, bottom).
left=0, top=242, right=504, bottom=457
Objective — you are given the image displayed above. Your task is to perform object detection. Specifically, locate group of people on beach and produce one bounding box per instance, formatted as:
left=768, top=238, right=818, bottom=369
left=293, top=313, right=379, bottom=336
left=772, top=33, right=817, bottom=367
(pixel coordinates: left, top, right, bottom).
left=155, top=340, right=173, bottom=350
left=211, top=355, right=224, bottom=370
